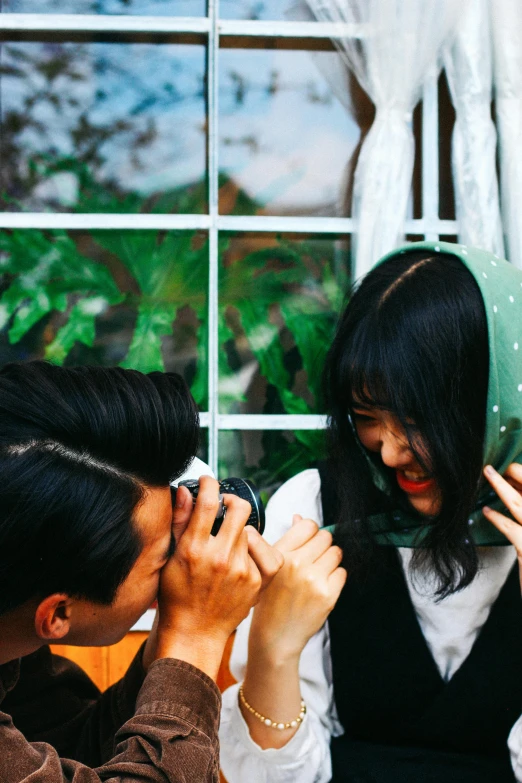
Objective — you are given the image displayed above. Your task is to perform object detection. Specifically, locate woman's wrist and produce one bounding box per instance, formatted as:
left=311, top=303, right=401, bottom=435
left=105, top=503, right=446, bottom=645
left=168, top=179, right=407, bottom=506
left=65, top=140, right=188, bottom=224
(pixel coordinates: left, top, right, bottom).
left=241, top=653, right=304, bottom=749
left=249, top=618, right=305, bottom=665
left=239, top=685, right=306, bottom=731
left=248, top=630, right=304, bottom=667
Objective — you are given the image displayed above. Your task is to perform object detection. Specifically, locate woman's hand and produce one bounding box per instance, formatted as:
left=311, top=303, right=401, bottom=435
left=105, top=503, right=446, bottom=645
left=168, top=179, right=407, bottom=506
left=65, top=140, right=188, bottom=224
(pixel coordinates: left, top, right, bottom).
left=239, top=516, right=346, bottom=750
left=483, top=463, right=522, bottom=586
left=249, top=515, right=347, bottom=663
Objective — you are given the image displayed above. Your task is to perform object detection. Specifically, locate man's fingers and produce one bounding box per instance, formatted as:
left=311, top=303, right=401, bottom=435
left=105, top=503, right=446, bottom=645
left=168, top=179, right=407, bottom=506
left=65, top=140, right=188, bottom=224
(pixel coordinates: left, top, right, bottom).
left=275, top=517, right=320, bottom=553
left=185, top=475, right=222, bottom=542
left=483, top=505, right=522, bottom=548
left=245, top=526, right=284, bottom=589
left=484, top=465, right=522, bottom=523
left=171, top=485, right=193, bottom=544
left=215, top=493, right=253, bottom=547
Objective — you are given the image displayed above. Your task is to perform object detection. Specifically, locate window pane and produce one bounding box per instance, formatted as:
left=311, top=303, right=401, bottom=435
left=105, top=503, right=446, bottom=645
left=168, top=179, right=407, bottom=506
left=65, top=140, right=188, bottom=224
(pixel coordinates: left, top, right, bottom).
left=219, top=48, right=361, bottom=217
left=2, top=0, right=206, bottom=15
left=0, top=229, right=208, bottom=408
left=197, top=427, right=209, bottom=466
left=220, top=0, right=292, bottom=20
left=218, top=232, right=350, bottom=415
left=219, top=428, right=326, bottom=502
left=0, top=42, right=207, bottom=213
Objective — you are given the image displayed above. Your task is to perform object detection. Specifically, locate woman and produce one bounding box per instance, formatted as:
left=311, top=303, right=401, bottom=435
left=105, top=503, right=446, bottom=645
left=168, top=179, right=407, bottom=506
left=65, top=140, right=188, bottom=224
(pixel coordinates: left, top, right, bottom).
left=219, top=241, right=522, bottom=783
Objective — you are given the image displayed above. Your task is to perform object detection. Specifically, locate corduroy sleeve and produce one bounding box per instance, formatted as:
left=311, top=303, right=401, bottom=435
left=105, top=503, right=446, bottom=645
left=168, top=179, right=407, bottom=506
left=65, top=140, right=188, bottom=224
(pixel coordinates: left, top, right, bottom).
left=3, top=644, right=149, bottom=765
left=0, top=655, right=221, bottom=782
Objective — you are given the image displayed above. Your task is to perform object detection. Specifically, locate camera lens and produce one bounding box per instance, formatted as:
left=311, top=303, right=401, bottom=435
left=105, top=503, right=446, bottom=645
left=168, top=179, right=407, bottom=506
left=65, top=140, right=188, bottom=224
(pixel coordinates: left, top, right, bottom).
left=217, top=478, right=265, bottom=535
left=172, top=477, right=265, bottom=536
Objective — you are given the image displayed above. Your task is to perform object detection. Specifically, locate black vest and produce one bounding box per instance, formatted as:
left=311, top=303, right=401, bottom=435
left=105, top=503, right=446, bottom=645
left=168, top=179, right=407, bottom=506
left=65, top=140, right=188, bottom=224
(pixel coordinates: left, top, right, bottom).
left=319, top=464, right=522, bottom=783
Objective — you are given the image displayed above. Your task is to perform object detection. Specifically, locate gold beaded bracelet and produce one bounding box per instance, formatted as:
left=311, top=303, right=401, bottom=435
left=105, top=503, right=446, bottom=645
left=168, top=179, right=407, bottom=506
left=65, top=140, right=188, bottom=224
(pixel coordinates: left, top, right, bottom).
left=239, top=685, right=306, bottom=731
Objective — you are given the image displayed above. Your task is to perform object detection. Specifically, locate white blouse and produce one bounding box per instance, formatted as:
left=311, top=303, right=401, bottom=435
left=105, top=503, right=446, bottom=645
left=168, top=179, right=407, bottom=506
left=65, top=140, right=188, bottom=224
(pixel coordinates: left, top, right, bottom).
left=219, top=468, right=522, bottom=783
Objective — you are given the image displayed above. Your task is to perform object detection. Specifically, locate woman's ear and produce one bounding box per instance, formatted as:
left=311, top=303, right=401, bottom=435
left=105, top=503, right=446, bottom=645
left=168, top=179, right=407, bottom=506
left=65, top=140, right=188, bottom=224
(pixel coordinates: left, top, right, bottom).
left=34, top=594, right=73, bottom=641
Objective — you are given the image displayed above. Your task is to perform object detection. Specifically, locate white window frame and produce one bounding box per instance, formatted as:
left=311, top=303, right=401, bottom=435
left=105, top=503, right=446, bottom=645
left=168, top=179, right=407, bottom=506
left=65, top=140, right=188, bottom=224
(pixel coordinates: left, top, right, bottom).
left=0, top=6, right=458, bottom=475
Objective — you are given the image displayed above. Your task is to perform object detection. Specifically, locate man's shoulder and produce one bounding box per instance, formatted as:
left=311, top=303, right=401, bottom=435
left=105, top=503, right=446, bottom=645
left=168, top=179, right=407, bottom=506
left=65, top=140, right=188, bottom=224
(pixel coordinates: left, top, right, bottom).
left=2, top=646, right=99, bottom=707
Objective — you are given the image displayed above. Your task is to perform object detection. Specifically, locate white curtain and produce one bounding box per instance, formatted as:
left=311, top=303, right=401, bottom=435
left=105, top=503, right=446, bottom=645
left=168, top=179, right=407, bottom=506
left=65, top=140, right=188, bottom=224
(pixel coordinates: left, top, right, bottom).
left=305, top=0, right=463, bottom=279
left=491, top=0, right=522, bottom=269
left=443, top=0, right=504, bottom=256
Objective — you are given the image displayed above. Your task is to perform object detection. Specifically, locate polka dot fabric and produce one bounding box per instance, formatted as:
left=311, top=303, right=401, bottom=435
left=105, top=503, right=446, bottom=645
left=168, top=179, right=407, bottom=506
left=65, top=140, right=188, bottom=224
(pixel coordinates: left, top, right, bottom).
left=364, top=241, right=522, bottom=547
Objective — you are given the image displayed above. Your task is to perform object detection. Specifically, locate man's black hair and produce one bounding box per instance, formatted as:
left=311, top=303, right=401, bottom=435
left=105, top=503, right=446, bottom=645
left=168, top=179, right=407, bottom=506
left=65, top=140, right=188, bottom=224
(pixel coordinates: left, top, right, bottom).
left=323, top=251, right=489, bottom=598
left=0, top=361, right=200, bottom=615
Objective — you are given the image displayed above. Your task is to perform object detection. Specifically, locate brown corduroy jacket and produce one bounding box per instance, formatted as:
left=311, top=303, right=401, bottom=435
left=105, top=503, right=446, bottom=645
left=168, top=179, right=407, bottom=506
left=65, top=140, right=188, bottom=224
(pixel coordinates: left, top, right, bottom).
left=0, top=644, right=221, bottom=781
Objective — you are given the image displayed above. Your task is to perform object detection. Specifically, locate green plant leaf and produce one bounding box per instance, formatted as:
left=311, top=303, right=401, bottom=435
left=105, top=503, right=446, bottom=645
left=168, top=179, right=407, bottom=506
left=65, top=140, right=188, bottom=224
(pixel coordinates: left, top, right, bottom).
left=235, top=244, right=303, bottom=272
left=7, top=284, right=68, bottom=342
left=119, top=300, right=178, bottom=373
left=190, top=312, right=208, bottom=407
left=293, top=427, right=326, bottom=455
left=191, top=309, right=248, bottom=409
left=256, top=430, right=323, bottom=489
left=219, top=243, right=303, bottom=306
left=0, top=229, right=123, bottom=350
left=91, top=230, right=207, bottom=311
left=217, top=311, right=248, bottom=408
left=237, top=300, right=289, bottom=388
left=280, top=304, right=336, bottom=404
left=44, top=296, right=108, bottom=364
left=322, top=261, right=349, bottom=312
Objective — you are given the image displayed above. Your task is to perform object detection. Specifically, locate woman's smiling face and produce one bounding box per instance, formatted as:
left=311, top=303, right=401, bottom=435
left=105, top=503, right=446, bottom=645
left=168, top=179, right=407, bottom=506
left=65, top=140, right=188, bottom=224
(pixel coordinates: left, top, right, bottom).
left=351, top=402, right=442, bottom=517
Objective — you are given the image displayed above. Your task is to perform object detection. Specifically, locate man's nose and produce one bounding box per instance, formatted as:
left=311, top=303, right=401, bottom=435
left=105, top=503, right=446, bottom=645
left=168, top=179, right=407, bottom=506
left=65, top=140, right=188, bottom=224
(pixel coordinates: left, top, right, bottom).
left=379, top=427, right=413, bottom=469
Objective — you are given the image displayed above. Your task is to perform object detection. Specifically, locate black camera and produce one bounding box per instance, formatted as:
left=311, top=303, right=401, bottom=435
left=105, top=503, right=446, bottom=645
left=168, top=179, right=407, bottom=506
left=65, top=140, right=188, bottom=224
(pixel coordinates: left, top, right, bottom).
left=171, top=477, right=265, bottom=536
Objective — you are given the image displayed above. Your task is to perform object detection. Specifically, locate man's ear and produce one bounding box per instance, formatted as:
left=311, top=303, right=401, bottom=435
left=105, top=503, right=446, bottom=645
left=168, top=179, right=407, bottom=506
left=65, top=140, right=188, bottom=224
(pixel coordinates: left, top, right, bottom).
left=34, top=594, right=73, bottom=641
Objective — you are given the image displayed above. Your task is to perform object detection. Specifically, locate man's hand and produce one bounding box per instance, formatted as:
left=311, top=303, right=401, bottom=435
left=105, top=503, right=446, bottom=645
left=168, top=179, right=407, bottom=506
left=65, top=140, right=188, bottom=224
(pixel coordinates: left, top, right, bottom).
left=145, top=476, right=283, bottom=680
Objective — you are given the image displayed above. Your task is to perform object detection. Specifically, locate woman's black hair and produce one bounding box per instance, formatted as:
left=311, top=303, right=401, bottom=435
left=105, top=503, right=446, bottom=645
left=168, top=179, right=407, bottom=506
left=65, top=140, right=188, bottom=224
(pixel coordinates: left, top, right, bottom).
left=323, top=251, right=489, bottom=598
left=0, top=361, right=200, bottom=615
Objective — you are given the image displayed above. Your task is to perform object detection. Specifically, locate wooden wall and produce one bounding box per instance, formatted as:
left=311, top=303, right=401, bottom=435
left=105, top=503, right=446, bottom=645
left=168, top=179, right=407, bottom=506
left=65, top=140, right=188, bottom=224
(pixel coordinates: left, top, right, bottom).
left=51, top=631, right=236, bottom=692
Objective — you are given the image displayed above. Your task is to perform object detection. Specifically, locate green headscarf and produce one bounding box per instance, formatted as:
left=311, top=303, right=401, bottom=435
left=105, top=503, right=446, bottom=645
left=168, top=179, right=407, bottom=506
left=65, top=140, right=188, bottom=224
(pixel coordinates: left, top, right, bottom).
left=362, top=241, right=522, bottom=547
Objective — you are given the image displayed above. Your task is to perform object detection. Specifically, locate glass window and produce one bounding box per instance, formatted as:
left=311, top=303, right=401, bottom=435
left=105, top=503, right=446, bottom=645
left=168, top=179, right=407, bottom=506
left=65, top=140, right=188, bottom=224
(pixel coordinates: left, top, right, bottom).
left=220, top=0, right=292, bottom=21
left=0, top=41, right=207, bottom=213
left=219, top=48, right=360, bottom=217
left=219, top=428, right=326, bottom=502
left=0, top=10, right=455, bottom=486
left=0, top=229, right=208, bottom=404
left=219, top=232, right=348, bottom=415
left=2, top=1, right=206, bottom=16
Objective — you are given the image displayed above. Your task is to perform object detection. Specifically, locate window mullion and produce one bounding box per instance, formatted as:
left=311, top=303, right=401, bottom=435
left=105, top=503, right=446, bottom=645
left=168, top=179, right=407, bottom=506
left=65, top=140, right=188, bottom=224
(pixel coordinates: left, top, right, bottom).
left=207, top=0, right=219, bottom=475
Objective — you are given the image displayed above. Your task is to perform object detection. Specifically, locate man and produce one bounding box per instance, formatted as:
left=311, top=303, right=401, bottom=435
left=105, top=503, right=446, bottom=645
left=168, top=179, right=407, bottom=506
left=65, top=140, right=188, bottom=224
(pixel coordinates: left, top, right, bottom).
left=0, top=360, right=282, bottom=781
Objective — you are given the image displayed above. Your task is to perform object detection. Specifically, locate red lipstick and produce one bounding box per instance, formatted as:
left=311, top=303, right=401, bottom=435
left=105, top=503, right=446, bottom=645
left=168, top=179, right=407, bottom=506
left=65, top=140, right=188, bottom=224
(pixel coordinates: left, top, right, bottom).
left=396, top=470, right=435, bottom=495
